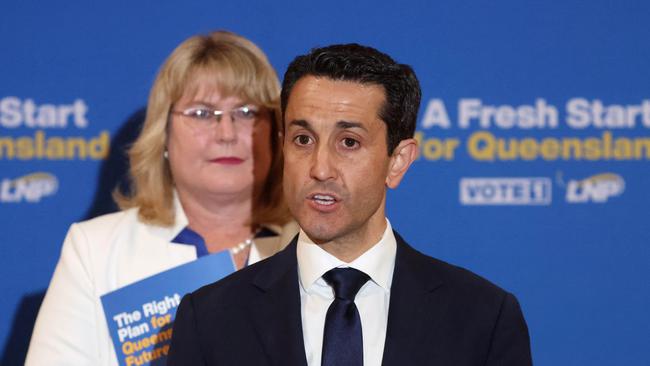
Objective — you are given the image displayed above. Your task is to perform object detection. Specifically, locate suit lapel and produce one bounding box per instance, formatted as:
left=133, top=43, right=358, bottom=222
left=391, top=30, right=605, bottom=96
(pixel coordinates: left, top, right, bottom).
left=247, top=237, right=308, bottom=366
left=381, top=232, right=446, bottom=366
left=243, top=232, right=448, bottom=366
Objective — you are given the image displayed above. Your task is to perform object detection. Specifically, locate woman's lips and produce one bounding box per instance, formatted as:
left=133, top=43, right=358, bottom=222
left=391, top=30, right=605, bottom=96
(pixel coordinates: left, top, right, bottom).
left=211, top=157, right=244, bottom=165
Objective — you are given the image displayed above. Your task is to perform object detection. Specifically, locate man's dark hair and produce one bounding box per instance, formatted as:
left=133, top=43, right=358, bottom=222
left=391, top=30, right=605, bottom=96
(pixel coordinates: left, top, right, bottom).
left=280, top=43, right=421, bottom=155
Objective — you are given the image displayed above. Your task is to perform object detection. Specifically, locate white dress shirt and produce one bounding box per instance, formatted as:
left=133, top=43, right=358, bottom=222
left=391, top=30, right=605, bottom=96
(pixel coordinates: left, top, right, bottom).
left=297, top=219, right=397, bottom=366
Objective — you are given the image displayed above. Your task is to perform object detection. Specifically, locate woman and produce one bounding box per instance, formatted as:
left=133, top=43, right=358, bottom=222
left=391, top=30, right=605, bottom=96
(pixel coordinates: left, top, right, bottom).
left=25, top=31, right=296, bottom=365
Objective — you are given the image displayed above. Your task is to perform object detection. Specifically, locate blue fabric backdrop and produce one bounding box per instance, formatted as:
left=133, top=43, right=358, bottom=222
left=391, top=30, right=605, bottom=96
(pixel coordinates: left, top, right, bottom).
left=1, top=1, right=649, bottom=364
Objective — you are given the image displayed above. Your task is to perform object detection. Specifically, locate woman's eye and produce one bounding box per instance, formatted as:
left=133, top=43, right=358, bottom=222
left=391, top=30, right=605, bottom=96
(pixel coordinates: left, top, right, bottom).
left=190, top=109, right=212, bottom=119
left=342, top=137, right=359, bottom=148
left=294, top=135, right=313, bottom=145
left=234, top=106, right=259, bottom=120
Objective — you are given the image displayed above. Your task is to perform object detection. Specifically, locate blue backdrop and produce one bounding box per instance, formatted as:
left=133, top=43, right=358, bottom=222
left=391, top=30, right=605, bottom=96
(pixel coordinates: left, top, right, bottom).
left=1, top=1, right=649, bottom=365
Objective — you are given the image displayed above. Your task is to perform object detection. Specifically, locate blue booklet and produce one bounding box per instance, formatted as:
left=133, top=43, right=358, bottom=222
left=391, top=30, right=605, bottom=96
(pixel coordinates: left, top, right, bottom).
left=100, top=251, right=234, bottom=366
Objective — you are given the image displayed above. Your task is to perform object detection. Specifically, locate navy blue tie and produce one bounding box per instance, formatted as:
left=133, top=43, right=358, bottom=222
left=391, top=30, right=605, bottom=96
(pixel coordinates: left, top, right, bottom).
left=321, top=267, right=370, bottom=366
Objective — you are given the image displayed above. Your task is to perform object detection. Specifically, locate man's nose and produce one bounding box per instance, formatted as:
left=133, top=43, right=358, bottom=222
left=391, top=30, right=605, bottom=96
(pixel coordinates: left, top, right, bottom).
left=309, top=144, right=337, bottom=181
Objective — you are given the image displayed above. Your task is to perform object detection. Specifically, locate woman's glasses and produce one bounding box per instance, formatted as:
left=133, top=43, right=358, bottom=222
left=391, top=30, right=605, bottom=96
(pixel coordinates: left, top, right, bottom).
left=171, top=105, right=262, bottom=133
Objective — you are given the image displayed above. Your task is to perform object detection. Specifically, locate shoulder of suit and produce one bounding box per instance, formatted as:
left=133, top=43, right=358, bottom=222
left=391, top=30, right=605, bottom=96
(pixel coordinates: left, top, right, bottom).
left=69, top=208, right=140, bottom=237
left=399, top=238, right=509, bottom=298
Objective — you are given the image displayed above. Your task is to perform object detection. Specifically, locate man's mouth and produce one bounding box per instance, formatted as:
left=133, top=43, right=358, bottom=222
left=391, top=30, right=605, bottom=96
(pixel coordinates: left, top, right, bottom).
left=312, top=194, right=337, bottom=206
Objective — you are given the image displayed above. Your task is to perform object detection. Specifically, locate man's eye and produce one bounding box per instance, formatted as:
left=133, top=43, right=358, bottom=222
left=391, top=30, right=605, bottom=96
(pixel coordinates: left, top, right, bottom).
left=341, top=138, right=359, bottom=149
left=294, top=135, right=313, bottom=146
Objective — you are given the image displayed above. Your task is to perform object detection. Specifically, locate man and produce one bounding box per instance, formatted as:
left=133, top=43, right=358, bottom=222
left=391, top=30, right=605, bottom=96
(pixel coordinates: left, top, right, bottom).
left=168, top=43, right=532, bottom=366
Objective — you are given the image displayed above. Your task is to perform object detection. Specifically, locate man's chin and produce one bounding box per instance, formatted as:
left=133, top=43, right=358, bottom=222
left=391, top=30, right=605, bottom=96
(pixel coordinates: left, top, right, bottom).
left=300, top=222, right=342, bottom=245
left=302, top=231, right=334, bottom=245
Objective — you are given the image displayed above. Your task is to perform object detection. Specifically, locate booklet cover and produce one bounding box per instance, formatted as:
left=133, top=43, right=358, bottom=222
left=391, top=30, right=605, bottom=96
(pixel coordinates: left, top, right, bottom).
left=100, top=251, right=234, bottom=366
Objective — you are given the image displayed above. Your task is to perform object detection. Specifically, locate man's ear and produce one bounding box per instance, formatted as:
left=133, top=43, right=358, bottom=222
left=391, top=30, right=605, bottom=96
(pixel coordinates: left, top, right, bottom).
left=386, top=138, right=418, bottom=189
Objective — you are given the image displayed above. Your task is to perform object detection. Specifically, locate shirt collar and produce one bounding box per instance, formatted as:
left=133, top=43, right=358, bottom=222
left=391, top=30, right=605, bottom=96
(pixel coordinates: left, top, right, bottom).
left=297, top=219, right=396, bottom=292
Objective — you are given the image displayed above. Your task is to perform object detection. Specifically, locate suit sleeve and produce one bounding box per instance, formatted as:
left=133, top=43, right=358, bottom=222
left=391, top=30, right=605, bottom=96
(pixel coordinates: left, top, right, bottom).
left=167, top=293, right=207, bottom=366
left=485, top=292, right=533, bottom=366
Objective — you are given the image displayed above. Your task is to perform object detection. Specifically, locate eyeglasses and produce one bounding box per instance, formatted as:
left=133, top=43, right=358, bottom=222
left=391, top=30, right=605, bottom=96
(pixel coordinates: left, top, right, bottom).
left=170, top=105, right=262, bottom=133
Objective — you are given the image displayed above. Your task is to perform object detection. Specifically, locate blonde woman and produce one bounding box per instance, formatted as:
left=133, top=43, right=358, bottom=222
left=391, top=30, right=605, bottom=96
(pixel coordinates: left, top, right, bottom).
left=25, top=31, right=296, bottom=366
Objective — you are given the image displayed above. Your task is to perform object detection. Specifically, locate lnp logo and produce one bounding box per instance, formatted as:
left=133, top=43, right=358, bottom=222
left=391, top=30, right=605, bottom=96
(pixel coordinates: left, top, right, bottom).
left=460, top=177, right=551, bottom=205
left=565, top=173, right=624, bottom=203
left=0, top=172, right=58, bottom=203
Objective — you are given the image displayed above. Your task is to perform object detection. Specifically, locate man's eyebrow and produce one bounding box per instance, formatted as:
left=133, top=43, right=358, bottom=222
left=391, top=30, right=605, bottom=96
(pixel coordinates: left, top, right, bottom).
left=337, top=121, right=367, bottom=131
left=287, top=119, right=314, bottom=132
left=287, top=119, right=367, bottom=132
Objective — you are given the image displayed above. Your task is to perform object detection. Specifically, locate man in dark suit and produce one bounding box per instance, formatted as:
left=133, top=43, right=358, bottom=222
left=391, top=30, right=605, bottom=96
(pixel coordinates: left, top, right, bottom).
left=168, top=43, right=532, bottom=366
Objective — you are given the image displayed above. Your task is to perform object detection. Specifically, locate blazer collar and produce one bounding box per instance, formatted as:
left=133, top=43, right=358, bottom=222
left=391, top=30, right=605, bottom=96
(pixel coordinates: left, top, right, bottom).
left=392, top=231, right=444, bottom=292
left=381, top=231, right=445, bottom=365
left=249, top=236, right=308, bottom=366
left=146, top=190, right=189, bottom=242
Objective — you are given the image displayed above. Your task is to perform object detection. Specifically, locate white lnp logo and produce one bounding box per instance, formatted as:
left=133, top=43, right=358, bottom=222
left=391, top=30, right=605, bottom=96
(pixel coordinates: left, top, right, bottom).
left=0, top=172, right=58, bottom=203
left=565, top=173, right=625, bottom=203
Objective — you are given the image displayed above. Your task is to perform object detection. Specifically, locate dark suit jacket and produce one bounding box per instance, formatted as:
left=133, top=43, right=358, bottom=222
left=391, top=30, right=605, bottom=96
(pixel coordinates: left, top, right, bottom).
left=167, top=232, right=532, bottom=365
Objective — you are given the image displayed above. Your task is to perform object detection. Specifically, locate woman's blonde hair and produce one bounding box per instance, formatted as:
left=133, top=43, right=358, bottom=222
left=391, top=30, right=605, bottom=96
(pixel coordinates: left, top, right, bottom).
left=116, top=30, right=289, bottom=227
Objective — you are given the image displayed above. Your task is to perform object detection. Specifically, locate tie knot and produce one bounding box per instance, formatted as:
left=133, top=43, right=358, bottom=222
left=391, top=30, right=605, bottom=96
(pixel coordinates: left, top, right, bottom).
left=323, top=268, right=370, bottom=301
